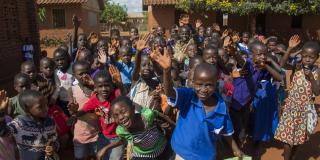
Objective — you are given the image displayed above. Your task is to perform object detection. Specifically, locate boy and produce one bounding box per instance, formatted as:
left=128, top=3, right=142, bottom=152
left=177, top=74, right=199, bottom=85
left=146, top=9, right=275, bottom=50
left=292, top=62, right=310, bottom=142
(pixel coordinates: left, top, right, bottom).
left=8, top=73, right=31, bottom=117
left=151, top=48, right=243, bottom=160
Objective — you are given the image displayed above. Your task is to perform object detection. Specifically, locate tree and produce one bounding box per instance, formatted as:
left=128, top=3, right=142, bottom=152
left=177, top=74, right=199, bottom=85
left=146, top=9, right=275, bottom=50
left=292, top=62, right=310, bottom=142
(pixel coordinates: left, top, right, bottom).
left=100, top=0, right=128, bottom=29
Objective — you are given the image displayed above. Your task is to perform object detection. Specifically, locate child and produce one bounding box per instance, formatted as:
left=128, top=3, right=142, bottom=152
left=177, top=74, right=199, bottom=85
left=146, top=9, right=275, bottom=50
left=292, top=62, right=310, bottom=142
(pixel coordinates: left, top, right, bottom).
left=8, top=73, right=31, bottom=117
left=111, top=46, right=134, bottom=92
left=184, top=43, right=198, bottom=70
left=174, top=25, right=194, bottom=63
left=39, top=57, right=58, bottom=104
left=68, top=70, right=124, bottom=160
left=53, top=48, right=74, bottom=116
left=238, top=32, right=250, bottom=56
left=151, top=48, right=243, bottom=160
left=0, top=90, right=58, bottom=160
left=71, top=15, right=88, bottom=60
left=96, top=96, right=174, bottom=160
left=274, top=41, right=320, bottom=160
left=68, top=61, right=99, bottom=160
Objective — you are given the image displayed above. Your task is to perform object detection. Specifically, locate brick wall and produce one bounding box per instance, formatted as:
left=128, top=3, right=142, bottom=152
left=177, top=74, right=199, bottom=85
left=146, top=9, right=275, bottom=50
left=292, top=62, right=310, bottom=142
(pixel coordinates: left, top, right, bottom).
left=0, top=0, right=40, bottom=95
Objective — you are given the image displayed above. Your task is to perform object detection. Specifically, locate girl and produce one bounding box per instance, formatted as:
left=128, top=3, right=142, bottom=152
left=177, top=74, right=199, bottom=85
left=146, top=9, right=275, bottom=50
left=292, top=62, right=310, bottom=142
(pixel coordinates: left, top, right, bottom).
left=0, top=90, right=58, bottom=160
left=68, top=61, right=100, bottom=160
left=274, top=41, right=320, bottom=160
left=96, top=96, right=174, bottom=160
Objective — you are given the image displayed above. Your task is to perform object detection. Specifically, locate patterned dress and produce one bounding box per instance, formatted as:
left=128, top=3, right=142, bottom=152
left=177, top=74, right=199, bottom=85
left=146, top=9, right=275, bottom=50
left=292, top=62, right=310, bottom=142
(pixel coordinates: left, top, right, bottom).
left=274, top=70, right=317, bottom=145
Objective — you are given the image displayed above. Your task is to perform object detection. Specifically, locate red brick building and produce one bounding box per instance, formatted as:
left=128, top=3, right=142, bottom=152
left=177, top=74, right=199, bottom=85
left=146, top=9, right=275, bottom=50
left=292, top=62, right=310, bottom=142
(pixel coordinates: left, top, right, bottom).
left=144, top=0, right=320, bottom=40
left=37, top=0, right=104, bottom=40
left=0, top=0, right=40, bottom=94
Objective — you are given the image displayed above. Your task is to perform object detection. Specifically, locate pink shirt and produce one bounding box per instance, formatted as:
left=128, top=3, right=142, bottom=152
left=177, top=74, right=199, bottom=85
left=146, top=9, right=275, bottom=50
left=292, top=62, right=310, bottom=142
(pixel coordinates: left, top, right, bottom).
left=72, top=85, right=99, bottom=144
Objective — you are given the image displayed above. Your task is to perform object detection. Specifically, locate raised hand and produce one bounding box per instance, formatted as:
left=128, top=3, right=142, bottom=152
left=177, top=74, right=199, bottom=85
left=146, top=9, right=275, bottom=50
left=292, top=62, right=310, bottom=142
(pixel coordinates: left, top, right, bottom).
left=72, top=15, right=81, bottom=28
left=150, top=47, right=171, bottom=71
left=221, top=29, right=229, bottom=39
left=288, top=34, right=301, bottom=49
left=195, top=19, right=202, bottom=28
left=67, top=99, right=79, bottom=115
left=136, top=33, right=151, bottom=52
left=223, top=36, right=232, bottom=48
left=212, top=23, right=220, bottom=32
left=88, top=32, right=99, bottom=44
left=0, top=90, right=8, bottom=112
left=109, top=65, right=122, bottom=85
left=232, top=32, right=240, bottom=43
left=81, top=74, right=94, bottom=87
left=98, top=49, right=108, bottom=64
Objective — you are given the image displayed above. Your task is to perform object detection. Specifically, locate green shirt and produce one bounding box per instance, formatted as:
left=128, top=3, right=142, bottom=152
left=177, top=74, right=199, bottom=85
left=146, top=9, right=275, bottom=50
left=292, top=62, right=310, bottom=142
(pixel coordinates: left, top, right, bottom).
left=116, top=108, right=166, bottom=158
left=9, top=95, right=26, bottom=118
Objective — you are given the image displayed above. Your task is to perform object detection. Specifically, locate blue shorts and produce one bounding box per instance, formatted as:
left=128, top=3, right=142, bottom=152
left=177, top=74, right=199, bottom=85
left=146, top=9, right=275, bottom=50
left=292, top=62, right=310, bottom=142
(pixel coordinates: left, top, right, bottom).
left=74, top=141, right=97, bottom=159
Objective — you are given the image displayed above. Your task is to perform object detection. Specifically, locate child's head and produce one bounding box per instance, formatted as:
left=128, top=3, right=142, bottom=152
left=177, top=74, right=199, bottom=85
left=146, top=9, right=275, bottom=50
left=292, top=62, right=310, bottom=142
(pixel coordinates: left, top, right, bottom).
left=92, top=53, right=102, bottom=70
left=119, top=46, right=132, bottom=64
left=72, top=60, right=91, bottom=85
left=78, top=33, right=88, bottom=48
left=179, top=25, right=191, bottom=43
left=193, top=63, right=218, bottom=101
left=205, top=27, right=213, bottom=37
left=267, top=37, right=278, bottom=52
left=97, top=39, right=108, bottom=52
left=140, top=54, right=154, bottom=79
left=198, top=26, right=205, bottom=37
left=111, top=96, right=135, bottom=129
left=93, top=70, right=115, bottom=99
left=110, top=29, right=120, bottom=41
left=242, top=32, right=250, bottom=44
left=187, top=43, right=198, bottom=58
left=53, top=48, right=70, bottom=71
left=249, top=41, right=267, bottom=65
left=20, top=61, right=37, bottom=83
left=189, top=55, right=204, bottom=70
left=40, top=57, right=55, bottom=78
left=120, top=38, right=132, bottom=48
left=152, top=36, right=166, bottom=53
left=301, top=41, right=320, bottom=67
left=156, top=26, right=165, bottom=37
left=77, top=48, right=93, bottom=65
left=218, top=48, right=229, bottom=64
left=14, top=73, right=31, bottom=93
left=19, top=90, right=48, bottom=119
left=203, top=46, right=218, bottom=65
left=130, top=27, right=139, bottom=39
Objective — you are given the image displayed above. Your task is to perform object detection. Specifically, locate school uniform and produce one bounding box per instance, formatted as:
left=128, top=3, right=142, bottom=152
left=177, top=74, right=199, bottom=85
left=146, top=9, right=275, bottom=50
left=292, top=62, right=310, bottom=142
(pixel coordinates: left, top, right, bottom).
left=168, top=88, right=234, bottom=160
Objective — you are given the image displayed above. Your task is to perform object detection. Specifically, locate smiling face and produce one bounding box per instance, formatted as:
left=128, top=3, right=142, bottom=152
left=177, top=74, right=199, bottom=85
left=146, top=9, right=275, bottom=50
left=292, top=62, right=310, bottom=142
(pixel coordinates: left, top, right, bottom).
left=73, top=63, right=90, bottom=85
left=111, top=101, right=135, bottom=129
left=242, top=33, right=250, bottom=44
left=54, top=51, right=69, bottom=71
left=94, top=76, right=114, bottom=100
left=203, top=48, right=218, bottom=65
left=179, top=27, right=191, bottom=43
left=251, top=43, right=267, bottom=65
left=193, top=64, right=217, bottom=101
left=119, top=47, right=132, bottom=64
left=40, top=59, right=55, bottom=78
left=187, top=44, right=198, bottom=58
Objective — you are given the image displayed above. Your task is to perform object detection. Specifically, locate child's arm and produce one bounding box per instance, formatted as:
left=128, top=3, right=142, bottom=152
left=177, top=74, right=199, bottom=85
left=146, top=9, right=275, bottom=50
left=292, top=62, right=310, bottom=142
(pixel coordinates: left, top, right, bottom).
left=223, top=136, right=243, bottom=157
left=305, top=68, right=320, bottom=96
left=280, top=35, right=301, bottom=68
left=132, top=33, right=151, bottom=85
left=266, top=56, right=282, bottom=73
left=0, top=90, right=9, bottom=136
left=227, top=44, right=246, bottom=68
left=150, top=48, right=176, bottom=99
left=158, top=112, right=176, bottom=127
left=96, top=140, right=124, bottom=160
left=261, top=63, right=282, bottom=82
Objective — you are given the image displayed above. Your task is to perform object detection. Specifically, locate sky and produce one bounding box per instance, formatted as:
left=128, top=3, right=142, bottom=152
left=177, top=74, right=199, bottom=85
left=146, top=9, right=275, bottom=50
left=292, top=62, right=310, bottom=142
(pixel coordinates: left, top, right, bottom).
left=111, top=0, right=143, bottom=13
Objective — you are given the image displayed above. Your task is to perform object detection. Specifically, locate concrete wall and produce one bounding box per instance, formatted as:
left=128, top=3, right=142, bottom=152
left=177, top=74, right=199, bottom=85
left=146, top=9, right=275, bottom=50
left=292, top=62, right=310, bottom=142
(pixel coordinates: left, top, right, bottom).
left=0, top=0, right=40, bottom=95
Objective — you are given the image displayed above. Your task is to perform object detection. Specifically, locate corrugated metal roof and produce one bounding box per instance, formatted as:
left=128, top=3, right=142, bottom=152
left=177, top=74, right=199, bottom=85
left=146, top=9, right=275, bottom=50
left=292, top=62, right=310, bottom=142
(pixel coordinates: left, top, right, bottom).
left=143, top=0, right=177, bottom=5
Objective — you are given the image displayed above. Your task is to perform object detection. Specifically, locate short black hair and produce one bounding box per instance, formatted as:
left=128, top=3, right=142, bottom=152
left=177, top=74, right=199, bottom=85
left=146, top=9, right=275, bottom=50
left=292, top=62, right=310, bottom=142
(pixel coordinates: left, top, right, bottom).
left=267, top=37, right=278, bottom=44
left=189, top=55, right=204, bottom=69
left=21, top=61, right=36, bottom=71
left=93, top=70, right=113, bottom=84
left=111, top=96, right=134, bottom=111
left=193, top=63, right=218, bottom=80
left=40, top=57, right=54, bottom=67
left=14, top=73, right=30, bottom=85
left=302, top=41, right=320, bottom=56
left=203, top=46, right=219, bottom=56
left=53, top=48, right=69, bottom=58
left=18, top=90, right=43, bottom=113
left=72, top=60, right=90, bottom=73
left=249, top=40, right=267, bottom=52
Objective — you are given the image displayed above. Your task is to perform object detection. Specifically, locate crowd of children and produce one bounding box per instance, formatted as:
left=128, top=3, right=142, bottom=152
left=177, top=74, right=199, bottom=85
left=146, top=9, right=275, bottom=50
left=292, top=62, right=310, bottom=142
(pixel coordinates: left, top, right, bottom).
left=0, top=14, right=319, bottom=160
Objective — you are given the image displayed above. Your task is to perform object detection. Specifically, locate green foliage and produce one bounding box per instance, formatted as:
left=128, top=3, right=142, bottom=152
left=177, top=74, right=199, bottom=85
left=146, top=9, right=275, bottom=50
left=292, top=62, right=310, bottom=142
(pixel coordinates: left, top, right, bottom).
left=38, top=7, right=46, bottom=23
left=176, top=0, right=320, bottom=15
left=101, top=0, right=128, bottom=25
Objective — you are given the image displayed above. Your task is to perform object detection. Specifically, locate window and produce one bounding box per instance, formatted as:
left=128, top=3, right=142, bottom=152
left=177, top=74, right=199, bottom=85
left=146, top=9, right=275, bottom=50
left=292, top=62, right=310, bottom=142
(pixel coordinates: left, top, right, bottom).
left=291, top=15, right=302, bottom=29
left=88, top=12, right=98, bottom=27
left=52, top=9, right=65, bottom=28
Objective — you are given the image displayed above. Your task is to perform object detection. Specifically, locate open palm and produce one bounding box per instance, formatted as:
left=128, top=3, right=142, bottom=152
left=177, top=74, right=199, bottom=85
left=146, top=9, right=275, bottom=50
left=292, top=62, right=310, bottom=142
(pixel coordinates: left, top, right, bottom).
left=150, top=47, right=172, bottom=70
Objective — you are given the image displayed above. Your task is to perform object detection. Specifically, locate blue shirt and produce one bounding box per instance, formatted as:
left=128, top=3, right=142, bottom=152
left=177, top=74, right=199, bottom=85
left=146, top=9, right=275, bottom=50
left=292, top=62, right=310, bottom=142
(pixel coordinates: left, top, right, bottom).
left=168, top=88, right=234, bottom=160
left=113, top=61, right=134, bottom=86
